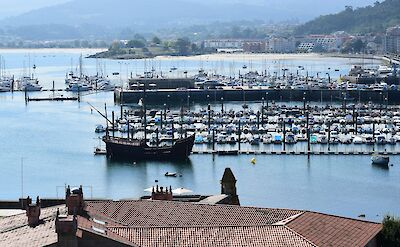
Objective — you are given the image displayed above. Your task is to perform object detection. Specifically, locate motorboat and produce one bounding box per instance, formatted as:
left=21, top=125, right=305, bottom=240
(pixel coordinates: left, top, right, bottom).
left=318, top=135, right=329, bottom=144
left=371, top=154, right=389, bottom=167
left=0, top=86, right=10, bottom=92
left=165, top=172, right=177, bottom=177
left=376, top=135, right=387, bottom=145
left=19, top=77, right=42, bottom=91
left=285, top=132, right=296, bottom=144
left=95, top=125, right=106, bottom=133
left=67, top=82, right=91, bottom=92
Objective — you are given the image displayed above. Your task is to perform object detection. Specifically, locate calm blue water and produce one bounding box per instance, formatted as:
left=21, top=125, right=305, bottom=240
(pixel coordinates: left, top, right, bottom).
left=0, top=50, right=398, bottom=223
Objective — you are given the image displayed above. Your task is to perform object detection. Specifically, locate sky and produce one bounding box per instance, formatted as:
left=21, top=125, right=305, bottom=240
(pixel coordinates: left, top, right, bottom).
left=0, top=0, right=69, bottom=19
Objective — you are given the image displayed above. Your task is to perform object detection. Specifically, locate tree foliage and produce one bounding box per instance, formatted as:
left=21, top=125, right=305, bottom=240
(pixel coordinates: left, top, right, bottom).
left=174, top=38, right=191, bottom=55
left=295, top=0, right=400, bottom=34
left=152, top=36, right=162, bottom=45
left=381, top=215, right=400, bottom=247
left=127, top=39, right=146, bottom=48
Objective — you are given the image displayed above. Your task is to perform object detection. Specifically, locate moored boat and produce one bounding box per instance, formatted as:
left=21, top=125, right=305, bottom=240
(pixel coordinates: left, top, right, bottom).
left=103, top=134, right=195, bottom=161
left=371, top=154, right=389, bottom=167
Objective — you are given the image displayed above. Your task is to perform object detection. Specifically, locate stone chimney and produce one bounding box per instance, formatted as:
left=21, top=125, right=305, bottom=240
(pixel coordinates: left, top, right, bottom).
left=55, top=209, right=78, bottom=247
left=221, top=168, right=240, bottom=205
left=26, top=196, right=41, bottom=227
left=65, top=185, right=84, bottom=215
left=151, top=185, right=173, bottom=201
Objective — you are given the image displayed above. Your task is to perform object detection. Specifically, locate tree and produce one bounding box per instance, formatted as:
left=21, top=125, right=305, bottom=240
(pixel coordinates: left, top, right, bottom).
left=127, top=39, right=146, bottom=48
left=152, top=36, right=162, bottom=45
left=381, top=215, right=400, bottom=247
left=109, top=41, right=122, bottom=51
left=174, top=38, right=191, bottom=55
left=191, top=43, right=199, bottom=53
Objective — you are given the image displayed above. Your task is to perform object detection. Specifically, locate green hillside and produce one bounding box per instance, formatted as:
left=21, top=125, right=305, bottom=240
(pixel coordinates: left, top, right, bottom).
left=295, top=0, right=400, bottom=34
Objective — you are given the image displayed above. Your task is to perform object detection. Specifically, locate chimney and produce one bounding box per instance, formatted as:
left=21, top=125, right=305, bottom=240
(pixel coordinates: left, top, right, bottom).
left=221, top=168, right=240, bottom=205
left=26, top=196, right=41, bottom=227
left=151, top=185, right=173, bottom=201
left=65, top=185, right=84, bottom=215
left=55, top=209, right=78, bottom=247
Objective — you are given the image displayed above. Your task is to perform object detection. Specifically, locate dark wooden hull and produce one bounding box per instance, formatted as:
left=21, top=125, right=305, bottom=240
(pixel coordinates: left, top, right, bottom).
left=103, top=135, right=195, bottom=161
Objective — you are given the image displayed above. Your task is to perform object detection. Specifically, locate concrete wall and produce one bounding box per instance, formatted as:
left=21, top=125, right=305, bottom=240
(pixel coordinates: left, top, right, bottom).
left=117, top=88, right=400, bottom=105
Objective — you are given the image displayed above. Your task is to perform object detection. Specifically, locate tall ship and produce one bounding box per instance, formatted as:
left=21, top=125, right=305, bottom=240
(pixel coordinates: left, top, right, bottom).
left=91, top=101, right=195, bottom=161
left=102, top=134, right=195, bottom=160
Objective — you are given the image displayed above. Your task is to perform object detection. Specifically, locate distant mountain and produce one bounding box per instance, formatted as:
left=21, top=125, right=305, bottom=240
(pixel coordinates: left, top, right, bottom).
left=295, top=0, right=400, bottom=35
left=2, top=0, right=376, bottom=27
left=0, top=0, right=376, bottom=40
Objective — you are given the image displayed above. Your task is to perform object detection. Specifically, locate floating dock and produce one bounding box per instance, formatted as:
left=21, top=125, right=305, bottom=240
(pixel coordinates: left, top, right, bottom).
left=192, top=150, right=400, bottom=156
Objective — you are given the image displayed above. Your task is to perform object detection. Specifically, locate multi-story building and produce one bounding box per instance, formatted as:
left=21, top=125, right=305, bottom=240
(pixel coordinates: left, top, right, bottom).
left=384, top=26, right=400, bottom=54
left=265, top=37, right=296, bottom=53
left=297, top=43, right=315, bottom=53
left=242, top=40, right=266, bottom=53
left=203, top=39, right=243, bottom=50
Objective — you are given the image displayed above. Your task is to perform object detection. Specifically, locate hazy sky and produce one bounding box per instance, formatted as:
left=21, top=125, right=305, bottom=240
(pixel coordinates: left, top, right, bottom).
left=0, top=0, right=69, bottom=19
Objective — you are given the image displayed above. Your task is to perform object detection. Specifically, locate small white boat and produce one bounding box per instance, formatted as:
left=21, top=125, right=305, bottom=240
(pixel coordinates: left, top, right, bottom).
left=165, top=172, right=177, bottom=177
left=353, top=136, right=363, bottom=144
left=0, top=86, right=10, bottom=92
left=67, top=82, right=91, bottom=92
left=371, top=155, right=389, bottom=166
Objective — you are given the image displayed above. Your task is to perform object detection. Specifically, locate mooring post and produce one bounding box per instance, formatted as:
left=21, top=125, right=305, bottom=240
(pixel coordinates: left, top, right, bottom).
left=171, top=122, right=174, bottom=145
left=283, top=120, right=286, bottom=151
left=328, top=120, right=331, bottom=151
left=112, top=111, right=115, bottom=138
left=208, top=104, right=211, bottom=134
left=306, top=107, right=310, bottom=157
left=156, top=128, right=159, bottom=147
left=221, top=97, right=224, bottom=113
left=127, top=119, right=130, bottom=140
left=261, top=97, right=265, bottom=127
left=238, top=120, right=241, bottom=151
left=212, top=129, right=215, bottom=151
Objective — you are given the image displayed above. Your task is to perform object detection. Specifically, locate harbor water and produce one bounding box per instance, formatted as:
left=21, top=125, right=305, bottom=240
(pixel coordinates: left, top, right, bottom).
left=0, top=49, right=398, bottom=223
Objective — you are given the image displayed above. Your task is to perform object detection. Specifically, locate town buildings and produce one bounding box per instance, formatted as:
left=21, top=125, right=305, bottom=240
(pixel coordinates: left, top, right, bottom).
left=384, top=26, right=400, bottom=54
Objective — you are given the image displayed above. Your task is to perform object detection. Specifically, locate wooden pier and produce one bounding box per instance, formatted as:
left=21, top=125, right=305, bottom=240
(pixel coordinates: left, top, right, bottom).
left=27, top=96, right=78, bottom=102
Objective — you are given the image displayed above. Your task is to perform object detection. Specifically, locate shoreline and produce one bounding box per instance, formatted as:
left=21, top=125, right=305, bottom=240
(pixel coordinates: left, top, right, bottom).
left=0, top=47, right=107, bottom=54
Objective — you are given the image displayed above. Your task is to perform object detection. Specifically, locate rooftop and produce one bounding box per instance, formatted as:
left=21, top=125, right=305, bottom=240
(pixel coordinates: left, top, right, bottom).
left=0, top=200, right=382, bottom=247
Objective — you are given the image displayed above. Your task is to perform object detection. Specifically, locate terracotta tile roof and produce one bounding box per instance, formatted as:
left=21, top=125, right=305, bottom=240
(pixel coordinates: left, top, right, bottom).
left=108, top=225, right=316, bottom=247
left=77, top=215, right=137, bottom=246
left=286, top=211, right=383, bottom=247
left=85, top=200, right=304, bottom=227
left=0, top=206, right=66, bottom=247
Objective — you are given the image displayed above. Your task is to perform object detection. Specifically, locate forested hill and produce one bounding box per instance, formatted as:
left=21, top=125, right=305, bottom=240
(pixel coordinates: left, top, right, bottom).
left=295, top=0, right=400, bottom=34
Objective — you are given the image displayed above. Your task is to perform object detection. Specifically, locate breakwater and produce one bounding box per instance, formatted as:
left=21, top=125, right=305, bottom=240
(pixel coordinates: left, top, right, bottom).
left=115, top=88, right=397, bottom=104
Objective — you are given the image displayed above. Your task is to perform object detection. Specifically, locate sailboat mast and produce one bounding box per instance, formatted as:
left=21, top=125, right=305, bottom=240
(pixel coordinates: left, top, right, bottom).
left=79, top=54, right=83, bottom=78
left=143, top=98, right=147, bottom=142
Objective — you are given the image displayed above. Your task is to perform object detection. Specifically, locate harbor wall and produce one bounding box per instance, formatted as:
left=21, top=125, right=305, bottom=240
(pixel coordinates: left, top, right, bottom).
left=116, top=88, right=399, bottom=104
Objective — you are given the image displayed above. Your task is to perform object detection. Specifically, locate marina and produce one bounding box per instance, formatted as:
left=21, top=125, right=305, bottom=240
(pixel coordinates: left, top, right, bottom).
left=0, top=50, right=399, bottom=223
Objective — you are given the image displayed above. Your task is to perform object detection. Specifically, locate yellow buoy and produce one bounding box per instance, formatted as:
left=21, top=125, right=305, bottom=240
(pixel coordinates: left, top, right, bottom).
left=251, top=158, right=256, bottom=165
